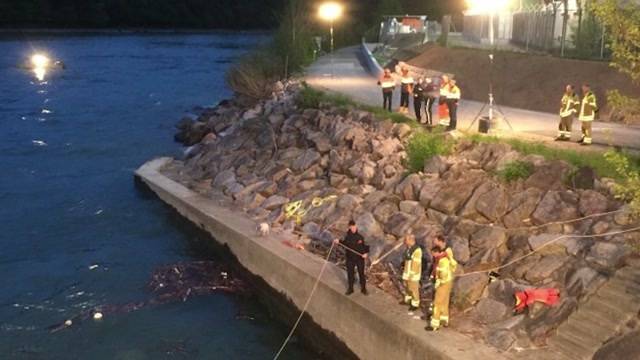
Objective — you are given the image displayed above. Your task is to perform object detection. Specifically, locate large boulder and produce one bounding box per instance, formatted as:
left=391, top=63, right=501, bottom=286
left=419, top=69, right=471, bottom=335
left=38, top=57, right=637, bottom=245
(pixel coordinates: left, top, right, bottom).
left=449, top=236, right=471, bottom=264
left=473, top=298, right=510, bottom=325
left=292, top=149, right=321, bottom=172
left=527, top=233, right=567, bottom=256
left=524, top=255, right=568, bottom=283
left=385, top=212, right=417, bottom=237
left=579, top=190, right=609, bottom=216
left=423, top=155, right=450, bottom=175
left=475, top=185, right=509, bottom=222
left=355, top=212, right=385, bottom=241
left=470, top=226, right=507, bottom=251
left=586, top=242, right=628, bottom=270
left=430, top=176, right=483, bottom=215
left=453, top=272, right=488, bottom=310
left=373, top=202, right=398, bottom=224
left=525, top=160, right=573, bottom=191
left=418, top=178, right=442, bottom=208
left=531, top=191, right=579, bottom=225
left=213, top=169, right=236, bottom=188
left=502, top=188, right=543, bottom=228
left=337, top=194, right=363, bottom=212
left=372, top=138, right=402, bottom=159
left=395, top=173, right=423, bottom=201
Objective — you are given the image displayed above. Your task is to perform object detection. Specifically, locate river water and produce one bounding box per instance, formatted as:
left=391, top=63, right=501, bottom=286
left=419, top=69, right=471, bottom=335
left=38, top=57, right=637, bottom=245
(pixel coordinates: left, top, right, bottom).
left=0, top=33, right=314, bottom=359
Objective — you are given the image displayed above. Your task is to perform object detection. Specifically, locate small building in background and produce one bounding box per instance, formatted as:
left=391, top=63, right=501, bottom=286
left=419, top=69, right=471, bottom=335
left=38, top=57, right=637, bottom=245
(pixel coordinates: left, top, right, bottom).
left=378, top=15, right=441, bottom=45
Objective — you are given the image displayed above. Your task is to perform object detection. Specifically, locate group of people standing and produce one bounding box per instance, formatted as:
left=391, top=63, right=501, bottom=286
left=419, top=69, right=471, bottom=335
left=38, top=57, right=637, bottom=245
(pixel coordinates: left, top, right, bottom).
left=556, top=83, right=598, bottom=145
left=378, top=67, right=461, bottom=132
left=336, top=222, right=457, bottom=332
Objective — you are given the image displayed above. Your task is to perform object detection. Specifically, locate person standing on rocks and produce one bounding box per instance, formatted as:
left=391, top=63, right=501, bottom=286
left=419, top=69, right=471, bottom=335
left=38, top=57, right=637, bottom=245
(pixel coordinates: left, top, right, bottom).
left=555, top=84, right=579, bottom=141
left=578, top=83, right=598, bottom=146
left=427, top=235, right=457, bottom=331
left=334, top=220, right=369, bottom=295
left=378, top=68, right=396, bottom=112
left=399, top=67, right=414, bottom=114
left=401, top=233, right=422, bottom=315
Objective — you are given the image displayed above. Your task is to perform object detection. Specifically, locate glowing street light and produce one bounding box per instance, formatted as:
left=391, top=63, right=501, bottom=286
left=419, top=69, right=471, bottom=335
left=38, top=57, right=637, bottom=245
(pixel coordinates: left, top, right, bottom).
left=318, top=2, right=343, bottom=53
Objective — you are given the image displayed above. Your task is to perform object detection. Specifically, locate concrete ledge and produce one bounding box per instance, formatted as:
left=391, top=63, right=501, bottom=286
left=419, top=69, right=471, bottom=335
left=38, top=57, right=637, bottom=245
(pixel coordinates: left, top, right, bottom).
left=135, top=157, right=507, bottom=360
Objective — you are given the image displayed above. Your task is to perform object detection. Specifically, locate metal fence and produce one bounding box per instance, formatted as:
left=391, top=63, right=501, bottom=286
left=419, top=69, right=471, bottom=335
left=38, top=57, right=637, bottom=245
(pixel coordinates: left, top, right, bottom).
left=511, top=10, right=557, bottom=51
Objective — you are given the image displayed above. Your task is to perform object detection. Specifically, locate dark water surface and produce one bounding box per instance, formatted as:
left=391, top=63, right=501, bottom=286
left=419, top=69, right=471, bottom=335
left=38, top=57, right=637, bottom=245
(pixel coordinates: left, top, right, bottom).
left=0, top=34, right=314, bottom=359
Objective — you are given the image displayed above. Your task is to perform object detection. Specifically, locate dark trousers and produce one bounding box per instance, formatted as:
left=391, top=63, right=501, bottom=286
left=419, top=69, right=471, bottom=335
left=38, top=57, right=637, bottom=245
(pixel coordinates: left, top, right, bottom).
left=346, top=257, right=366, bottom=291
left=400, top=92, right=410, bottom=108
left=424, top=97, right=436, bottom=125
left=414, top=96, right=423, bottom=122
left=383, top=91, right=392, bottom=111
left=447, top=100, right=458, bottom=130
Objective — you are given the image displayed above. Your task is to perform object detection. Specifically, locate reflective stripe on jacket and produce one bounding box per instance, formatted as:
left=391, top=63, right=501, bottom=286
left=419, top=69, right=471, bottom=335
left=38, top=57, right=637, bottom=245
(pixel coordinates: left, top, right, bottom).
left=402, top=245, right=422, bottom=282
left=447, top=85, right=461, bottom=100
left=579, top=91, right=597, bottom=122
left=560, top=93, right=579, bottom=117
left=401, top=76, right=414, bottom=93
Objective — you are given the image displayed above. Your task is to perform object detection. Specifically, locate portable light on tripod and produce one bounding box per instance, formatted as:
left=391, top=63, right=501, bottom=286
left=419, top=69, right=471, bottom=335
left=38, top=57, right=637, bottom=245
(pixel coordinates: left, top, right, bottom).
left=466, top=0, right=513, bottom=133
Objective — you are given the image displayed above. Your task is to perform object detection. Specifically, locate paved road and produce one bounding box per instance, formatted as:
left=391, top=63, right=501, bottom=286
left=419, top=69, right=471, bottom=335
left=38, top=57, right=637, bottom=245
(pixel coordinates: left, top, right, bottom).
left=305, top=46, right=640, bottom=150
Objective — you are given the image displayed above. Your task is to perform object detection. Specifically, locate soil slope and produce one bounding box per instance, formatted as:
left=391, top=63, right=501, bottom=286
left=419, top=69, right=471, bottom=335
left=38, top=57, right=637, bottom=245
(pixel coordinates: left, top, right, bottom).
left=402, top=44, right=640, bottom=123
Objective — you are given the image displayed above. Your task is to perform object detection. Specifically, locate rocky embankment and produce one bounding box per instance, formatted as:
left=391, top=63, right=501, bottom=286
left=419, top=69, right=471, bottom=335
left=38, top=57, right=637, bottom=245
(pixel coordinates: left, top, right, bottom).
left=163, top=81, right=639, bottom=353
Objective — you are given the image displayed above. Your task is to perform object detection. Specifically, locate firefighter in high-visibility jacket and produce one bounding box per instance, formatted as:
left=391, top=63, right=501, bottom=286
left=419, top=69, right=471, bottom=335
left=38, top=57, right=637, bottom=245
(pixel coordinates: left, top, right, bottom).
left=578, top=83, right=598, bottom=146
left=555, top=84, right=579, bottom=141
left=427, top=235, right=457, bottom=331
left=401, top=233, right=422, bottom=313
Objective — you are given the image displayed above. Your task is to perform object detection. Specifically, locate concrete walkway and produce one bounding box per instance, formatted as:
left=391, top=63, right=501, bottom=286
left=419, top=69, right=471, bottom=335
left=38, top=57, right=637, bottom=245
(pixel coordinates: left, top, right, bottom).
left=305, top=46, right=640, bottom=150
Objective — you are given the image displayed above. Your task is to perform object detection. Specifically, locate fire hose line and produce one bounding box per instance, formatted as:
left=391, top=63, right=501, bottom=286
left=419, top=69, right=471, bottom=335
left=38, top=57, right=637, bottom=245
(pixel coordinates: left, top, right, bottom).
left=457, top=225, right=640, bottom=278
left=273, top=240, right=337, bottom=360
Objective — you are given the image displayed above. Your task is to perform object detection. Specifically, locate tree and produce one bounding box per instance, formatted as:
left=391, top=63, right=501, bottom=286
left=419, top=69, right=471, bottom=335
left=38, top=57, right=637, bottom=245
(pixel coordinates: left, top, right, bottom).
left=592, top=0, right=640, bottom=123
left=376, top=0, right=404, bottom=17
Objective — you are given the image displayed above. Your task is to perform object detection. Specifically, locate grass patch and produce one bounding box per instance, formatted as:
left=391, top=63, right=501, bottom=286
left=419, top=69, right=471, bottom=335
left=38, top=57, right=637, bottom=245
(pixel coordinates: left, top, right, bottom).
left=496, top=160, right=534, bottom=182
left=406, top=131, right=455, bottom=173
left=466, top=133, right=640, bottom=181
left=296, top=84, right=417, bottom=125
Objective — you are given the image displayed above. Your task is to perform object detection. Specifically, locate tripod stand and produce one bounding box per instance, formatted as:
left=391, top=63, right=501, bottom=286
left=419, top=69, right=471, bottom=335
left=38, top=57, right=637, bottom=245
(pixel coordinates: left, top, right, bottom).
left=466, top=13, right=514, bottom=133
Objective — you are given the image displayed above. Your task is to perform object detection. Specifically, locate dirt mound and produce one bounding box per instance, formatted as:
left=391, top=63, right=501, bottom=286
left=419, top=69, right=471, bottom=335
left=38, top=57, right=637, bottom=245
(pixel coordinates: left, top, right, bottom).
left=404, top=44, right=640, bottom=123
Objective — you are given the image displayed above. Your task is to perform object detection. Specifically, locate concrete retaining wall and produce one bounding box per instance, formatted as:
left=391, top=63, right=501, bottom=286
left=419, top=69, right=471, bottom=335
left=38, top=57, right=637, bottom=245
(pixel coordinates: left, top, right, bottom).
left=360, top=41, right=385, bottom=78
left=135, top=157, right=506, bottom=360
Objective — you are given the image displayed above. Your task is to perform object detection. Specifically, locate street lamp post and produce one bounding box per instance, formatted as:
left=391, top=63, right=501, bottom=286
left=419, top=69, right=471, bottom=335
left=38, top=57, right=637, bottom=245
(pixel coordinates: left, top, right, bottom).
left=318, top=2, right=343, bottom=77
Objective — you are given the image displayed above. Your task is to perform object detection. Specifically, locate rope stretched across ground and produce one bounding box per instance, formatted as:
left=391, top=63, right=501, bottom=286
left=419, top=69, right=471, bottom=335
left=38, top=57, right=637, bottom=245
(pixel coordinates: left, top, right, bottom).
left=272, top=241, right=337, bottom=360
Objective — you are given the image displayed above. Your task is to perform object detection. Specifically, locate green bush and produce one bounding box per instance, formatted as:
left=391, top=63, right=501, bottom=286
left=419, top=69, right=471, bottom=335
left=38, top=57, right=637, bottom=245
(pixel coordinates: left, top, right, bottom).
left=296, top=84, right=355, bottom=109
left=406, top=131, right=454, bottom=173
left=605, top=150, right=640, bottom=217
left=497, top=161, right=534, bottom=182
left=225, top=49, right=280, bottom=99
